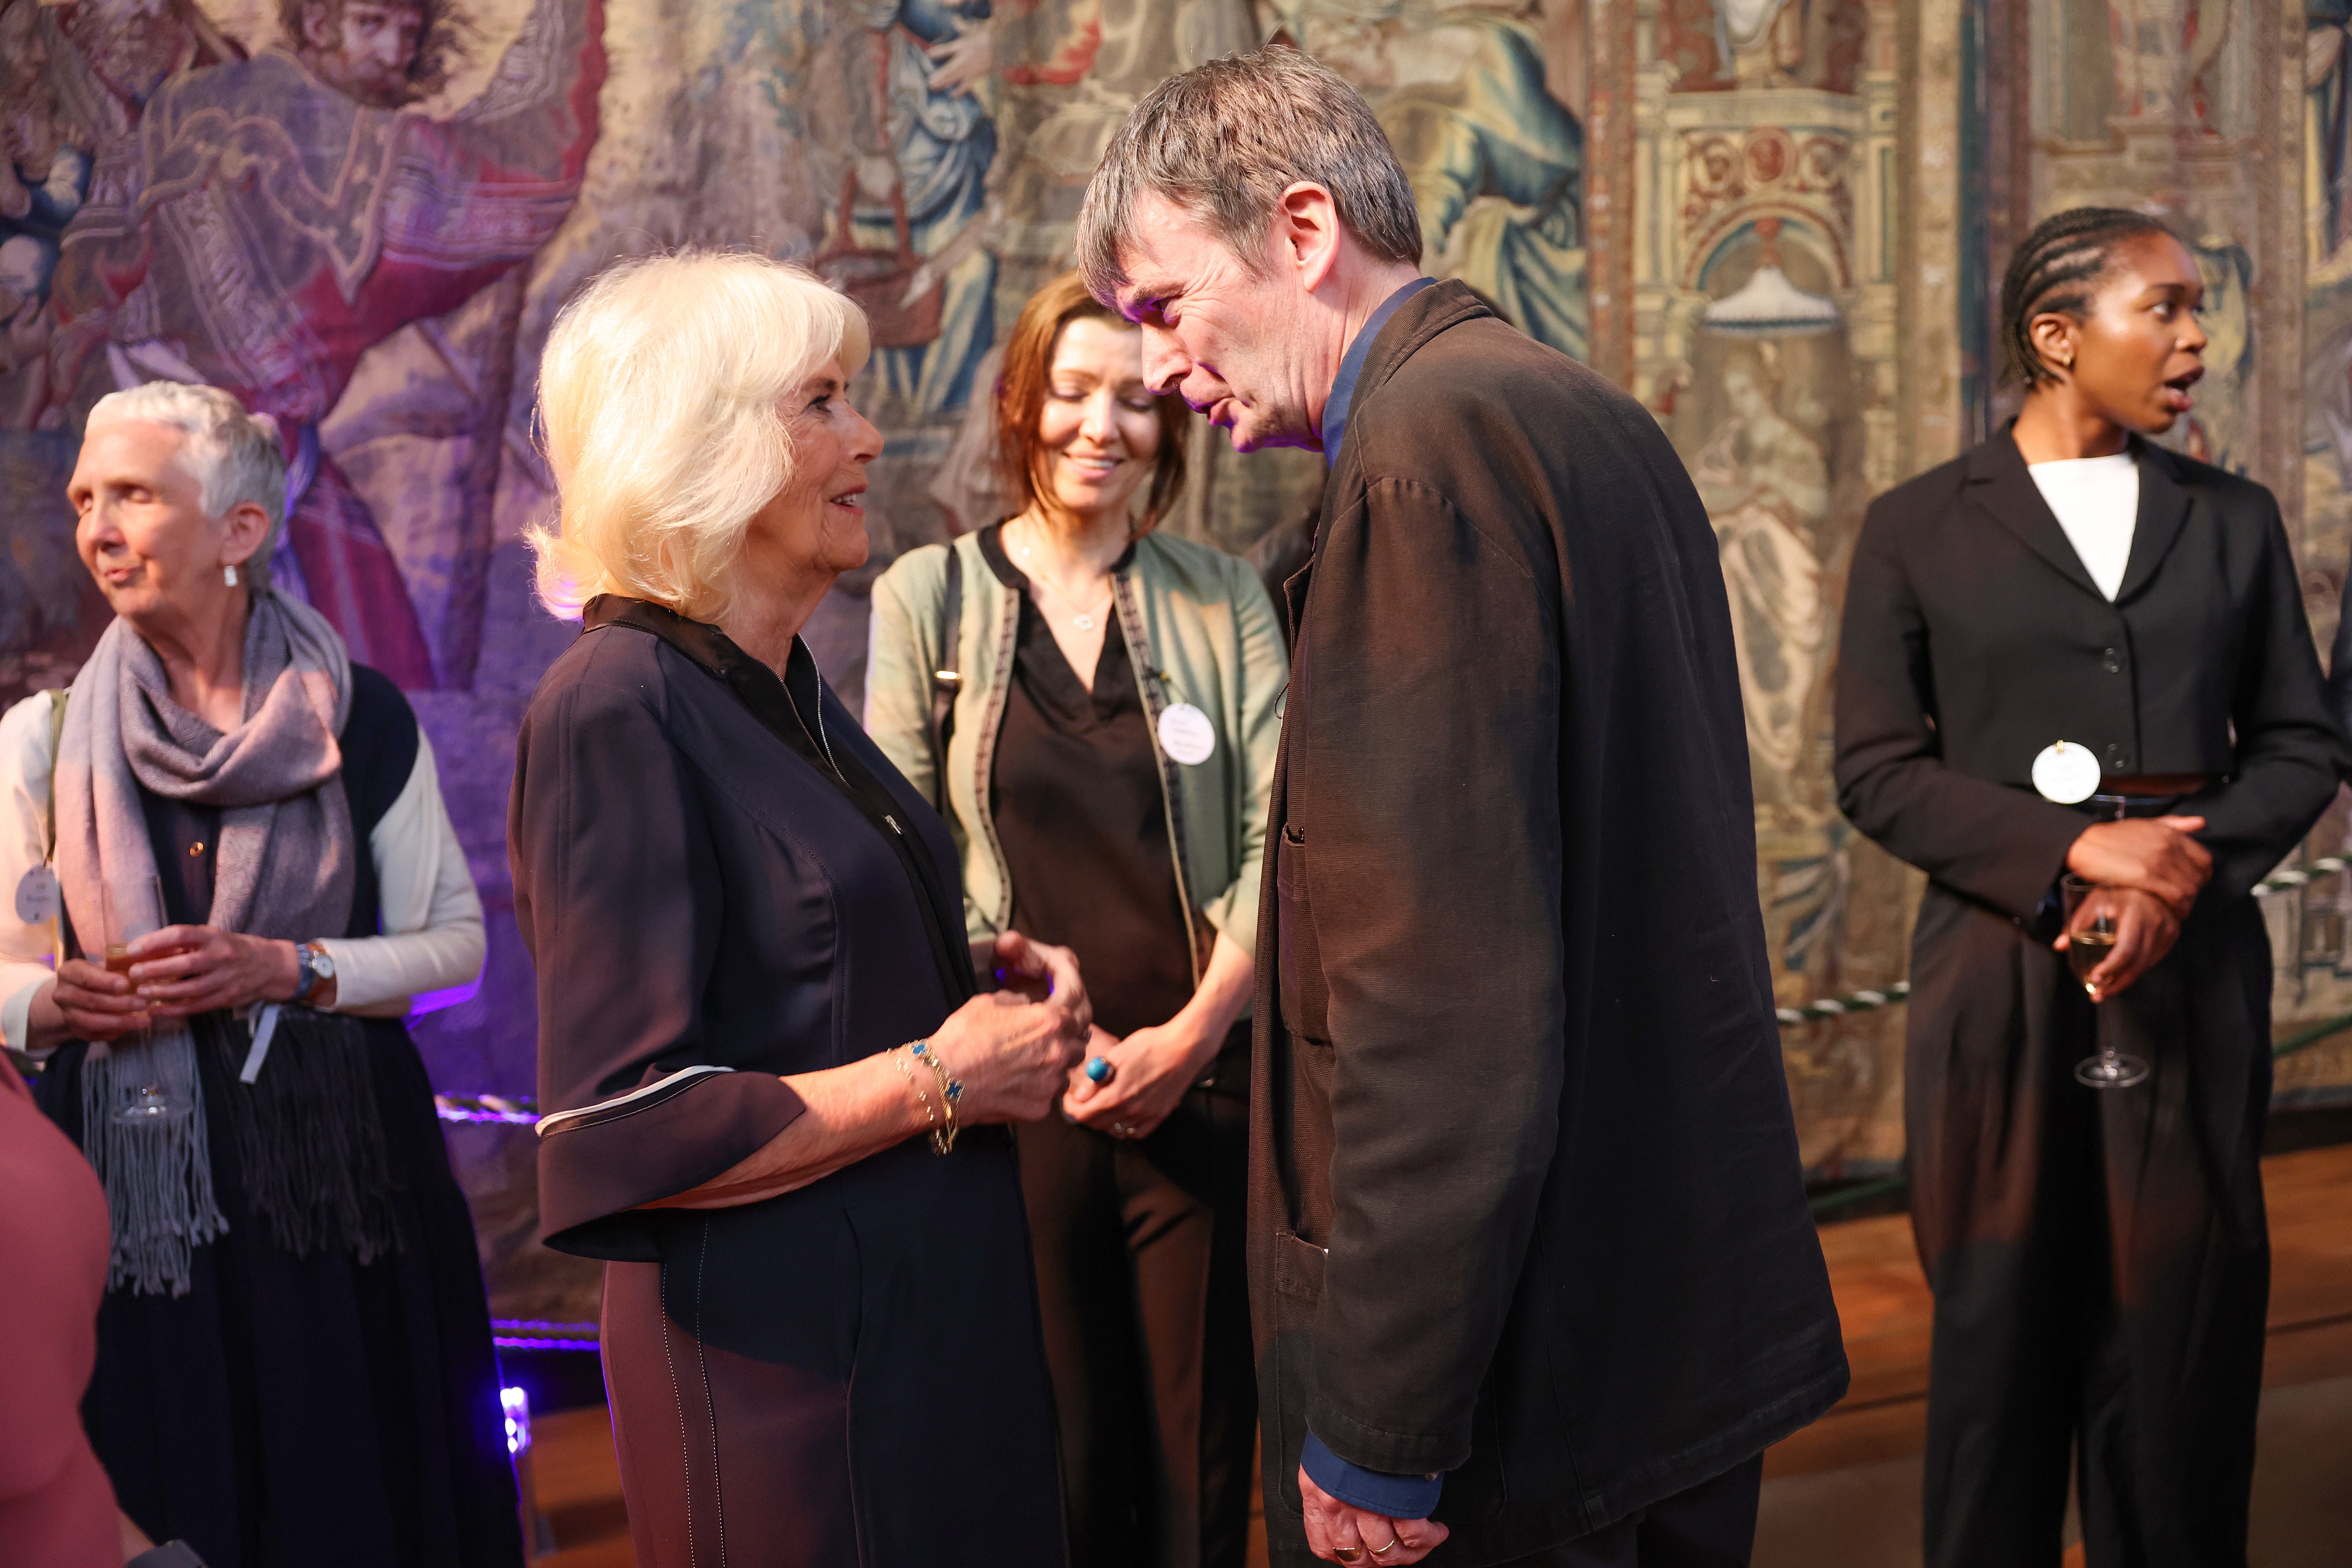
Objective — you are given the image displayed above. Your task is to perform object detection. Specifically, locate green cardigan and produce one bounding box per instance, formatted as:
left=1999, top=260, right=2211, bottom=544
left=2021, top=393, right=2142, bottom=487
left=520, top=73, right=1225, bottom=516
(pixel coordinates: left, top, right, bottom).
left=865, top=528, right=1289, bottom=985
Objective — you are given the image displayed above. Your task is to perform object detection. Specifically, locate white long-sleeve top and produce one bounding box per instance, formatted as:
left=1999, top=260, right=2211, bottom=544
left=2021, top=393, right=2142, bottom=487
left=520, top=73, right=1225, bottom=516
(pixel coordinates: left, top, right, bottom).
left=0, top=691, right=486, bottom=1055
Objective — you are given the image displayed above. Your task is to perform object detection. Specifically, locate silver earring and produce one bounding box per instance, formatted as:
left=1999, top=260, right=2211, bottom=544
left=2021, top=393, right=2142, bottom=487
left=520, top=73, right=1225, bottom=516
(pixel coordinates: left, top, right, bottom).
left=223, top=563, right=238, bottom=588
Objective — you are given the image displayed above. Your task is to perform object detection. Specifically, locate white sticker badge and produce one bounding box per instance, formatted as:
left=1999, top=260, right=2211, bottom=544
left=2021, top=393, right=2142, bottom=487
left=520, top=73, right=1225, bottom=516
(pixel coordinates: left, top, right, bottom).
left=1156, top=702, right=1217, bottom=766
left=2031, top=740, right=2101, bottom=804
left=14, top=864, right=59, bottom=926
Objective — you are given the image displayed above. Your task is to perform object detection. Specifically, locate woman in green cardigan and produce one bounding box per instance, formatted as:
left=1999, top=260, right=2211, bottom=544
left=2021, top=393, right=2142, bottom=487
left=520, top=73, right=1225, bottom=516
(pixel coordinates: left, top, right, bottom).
left=867, top=271, right=1287, bottom=1568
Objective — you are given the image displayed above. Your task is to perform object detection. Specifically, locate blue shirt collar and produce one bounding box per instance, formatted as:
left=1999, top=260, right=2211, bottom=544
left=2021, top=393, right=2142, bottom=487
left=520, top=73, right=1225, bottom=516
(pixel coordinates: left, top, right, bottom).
left=1320, top=276, right=1435, bottom=468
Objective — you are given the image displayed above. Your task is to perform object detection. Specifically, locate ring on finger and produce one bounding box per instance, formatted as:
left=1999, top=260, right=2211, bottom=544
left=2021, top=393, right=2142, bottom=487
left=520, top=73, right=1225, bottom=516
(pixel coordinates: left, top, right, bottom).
left=1333, top=1550, right=1364, bottom=1565
left=1370, top=1539, right=1403, bottom=1558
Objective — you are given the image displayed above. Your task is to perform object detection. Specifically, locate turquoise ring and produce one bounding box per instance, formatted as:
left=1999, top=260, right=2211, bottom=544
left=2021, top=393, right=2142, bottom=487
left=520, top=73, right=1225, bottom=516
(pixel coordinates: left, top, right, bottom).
left=1085, top=1056, right=1114, bottom=1084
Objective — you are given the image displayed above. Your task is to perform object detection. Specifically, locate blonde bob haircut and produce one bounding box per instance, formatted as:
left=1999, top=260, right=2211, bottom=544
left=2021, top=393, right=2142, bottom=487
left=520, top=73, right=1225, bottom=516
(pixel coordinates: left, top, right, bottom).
left=530, top=250, right=872, bottom=622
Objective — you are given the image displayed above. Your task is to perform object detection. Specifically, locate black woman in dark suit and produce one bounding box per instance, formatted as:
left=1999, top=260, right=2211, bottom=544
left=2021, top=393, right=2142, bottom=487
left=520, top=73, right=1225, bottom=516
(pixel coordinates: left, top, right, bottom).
left=1835, top=208, right=2349, bottom=1567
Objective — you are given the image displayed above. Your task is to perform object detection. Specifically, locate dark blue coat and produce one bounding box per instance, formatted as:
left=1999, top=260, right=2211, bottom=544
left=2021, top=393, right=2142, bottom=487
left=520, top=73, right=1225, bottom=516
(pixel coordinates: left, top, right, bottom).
left=510, top=597, right=1063, bottom=1566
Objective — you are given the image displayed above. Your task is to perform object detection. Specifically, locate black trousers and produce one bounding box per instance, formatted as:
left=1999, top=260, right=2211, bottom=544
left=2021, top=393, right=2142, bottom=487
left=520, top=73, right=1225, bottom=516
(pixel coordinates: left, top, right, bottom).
left=1904, top=885, right=2272, bottom=1568
left=1016, top=1081, right=1256, bottom=1568
left=1491, top=1455, right=1764, bottom=1567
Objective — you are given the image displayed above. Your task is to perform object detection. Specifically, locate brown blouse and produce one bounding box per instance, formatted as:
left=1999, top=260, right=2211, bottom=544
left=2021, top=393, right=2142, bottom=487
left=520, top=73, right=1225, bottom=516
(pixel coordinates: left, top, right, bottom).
left=980, top=525, right=1195, bottom=1038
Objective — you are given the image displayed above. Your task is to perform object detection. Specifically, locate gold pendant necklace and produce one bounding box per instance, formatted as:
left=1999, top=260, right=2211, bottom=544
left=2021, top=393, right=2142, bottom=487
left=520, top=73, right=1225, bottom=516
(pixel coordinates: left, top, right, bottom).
left=1009, top=521, right=1114, bottom=632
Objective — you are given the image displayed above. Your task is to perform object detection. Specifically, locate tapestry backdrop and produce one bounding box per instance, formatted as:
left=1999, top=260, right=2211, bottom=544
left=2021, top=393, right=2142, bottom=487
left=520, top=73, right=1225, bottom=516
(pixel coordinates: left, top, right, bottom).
left=3, top=0, right=2347, bottom=1319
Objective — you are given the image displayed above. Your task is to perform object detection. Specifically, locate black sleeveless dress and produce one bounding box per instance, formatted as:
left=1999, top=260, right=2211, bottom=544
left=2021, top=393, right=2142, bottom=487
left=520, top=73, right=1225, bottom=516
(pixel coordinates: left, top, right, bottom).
left=36, top=666, right=518, bottom=1568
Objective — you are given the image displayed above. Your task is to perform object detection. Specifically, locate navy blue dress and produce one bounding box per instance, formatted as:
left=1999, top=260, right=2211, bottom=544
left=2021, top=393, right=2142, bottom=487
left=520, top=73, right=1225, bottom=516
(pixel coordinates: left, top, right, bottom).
left=510, top=598, right=1065, bottom=1568
left=37, top=667, right=519, bottom=1568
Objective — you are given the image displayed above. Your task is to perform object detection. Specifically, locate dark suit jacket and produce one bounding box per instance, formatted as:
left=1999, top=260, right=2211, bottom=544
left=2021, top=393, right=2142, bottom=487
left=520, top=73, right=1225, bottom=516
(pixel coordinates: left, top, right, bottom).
left=515, top=598, right=973, bottom=1255
left=1836, top=431, right=2347, bottom=915
left=1253, top=280, right=1847, bottom=1558
left=2328, top=556, right=2352, bottom=749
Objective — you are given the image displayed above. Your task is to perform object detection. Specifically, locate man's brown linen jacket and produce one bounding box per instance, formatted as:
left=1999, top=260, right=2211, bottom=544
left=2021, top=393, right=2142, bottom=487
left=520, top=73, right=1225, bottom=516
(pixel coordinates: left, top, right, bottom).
left=1253, top=280, right=1848, bottom=1561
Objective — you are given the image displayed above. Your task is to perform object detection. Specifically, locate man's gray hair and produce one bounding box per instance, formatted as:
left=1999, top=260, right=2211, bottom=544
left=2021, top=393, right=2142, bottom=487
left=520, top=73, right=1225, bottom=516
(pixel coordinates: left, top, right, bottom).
left=1075, top=47, right=1422, bottom=302
left=89, top=381, right=287, bottom=586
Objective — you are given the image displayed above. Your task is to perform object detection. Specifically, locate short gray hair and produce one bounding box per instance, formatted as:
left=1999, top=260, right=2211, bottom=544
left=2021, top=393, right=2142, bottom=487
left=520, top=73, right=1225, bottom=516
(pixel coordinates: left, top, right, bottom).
left=1075, top=47, right=1422, bottom=302
left=88, top=382, right=287, bottom=585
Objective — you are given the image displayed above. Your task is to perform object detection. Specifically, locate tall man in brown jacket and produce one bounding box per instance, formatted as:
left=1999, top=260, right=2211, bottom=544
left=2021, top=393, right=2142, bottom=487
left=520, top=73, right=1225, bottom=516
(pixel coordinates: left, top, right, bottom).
left=1075, top=50, right=1847, bottom=1568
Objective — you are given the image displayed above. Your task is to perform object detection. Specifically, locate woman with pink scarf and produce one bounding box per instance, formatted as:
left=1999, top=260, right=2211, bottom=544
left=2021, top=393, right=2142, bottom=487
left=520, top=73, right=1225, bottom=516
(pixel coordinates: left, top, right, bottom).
left=0, top=382, right=510, bottom=1568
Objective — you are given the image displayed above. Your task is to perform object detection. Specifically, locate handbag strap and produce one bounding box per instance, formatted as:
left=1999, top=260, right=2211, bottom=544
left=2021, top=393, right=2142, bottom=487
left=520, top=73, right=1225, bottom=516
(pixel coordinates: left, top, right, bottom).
left=43, top=688, right=69, bottom=962
left=927, top=544, right=962, bottom=813
left=43, top=688, right=64, bottom=864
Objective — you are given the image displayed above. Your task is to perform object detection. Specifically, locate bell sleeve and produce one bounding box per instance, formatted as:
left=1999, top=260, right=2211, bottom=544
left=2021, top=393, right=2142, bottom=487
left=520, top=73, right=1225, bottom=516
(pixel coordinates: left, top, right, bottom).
left=509, top=646, right=806, bottom=1260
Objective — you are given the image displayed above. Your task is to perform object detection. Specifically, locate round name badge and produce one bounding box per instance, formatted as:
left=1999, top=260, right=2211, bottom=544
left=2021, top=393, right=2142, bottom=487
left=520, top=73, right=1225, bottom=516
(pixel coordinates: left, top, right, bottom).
left=14, top=864, right=60, bottom=925
left=2031, top=740, right=2101, bottom=804
left=1157, top=702, right=1217, bottom=766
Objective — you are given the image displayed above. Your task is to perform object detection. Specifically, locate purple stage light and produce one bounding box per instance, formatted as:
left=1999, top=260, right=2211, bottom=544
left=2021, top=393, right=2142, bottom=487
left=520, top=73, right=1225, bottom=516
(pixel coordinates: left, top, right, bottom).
left=501, top=1385, right=532, bottom=1456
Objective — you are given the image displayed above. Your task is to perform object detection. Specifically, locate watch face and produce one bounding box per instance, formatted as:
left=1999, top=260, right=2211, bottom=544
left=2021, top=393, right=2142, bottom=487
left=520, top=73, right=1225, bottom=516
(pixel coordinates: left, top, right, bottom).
left=313, top=947, right=336, bottom=979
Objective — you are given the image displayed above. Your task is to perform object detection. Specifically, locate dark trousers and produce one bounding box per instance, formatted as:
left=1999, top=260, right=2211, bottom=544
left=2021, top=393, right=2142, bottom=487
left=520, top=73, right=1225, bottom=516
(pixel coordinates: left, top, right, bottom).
left=1016, top=1083, right=1256, bottom=1568
left=1492, top=1455, right=1764, bottom=1568
left=1904, top=886, right=2272, bottom=1568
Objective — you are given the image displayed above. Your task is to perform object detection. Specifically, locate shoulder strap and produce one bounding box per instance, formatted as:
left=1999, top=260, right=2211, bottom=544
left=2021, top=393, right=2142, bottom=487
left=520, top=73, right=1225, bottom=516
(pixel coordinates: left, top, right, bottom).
left=42, top=688, right=68, bottom=962
left=42, top=688, right=64, bottom=864
left=927, top=542, right=963, bottom=813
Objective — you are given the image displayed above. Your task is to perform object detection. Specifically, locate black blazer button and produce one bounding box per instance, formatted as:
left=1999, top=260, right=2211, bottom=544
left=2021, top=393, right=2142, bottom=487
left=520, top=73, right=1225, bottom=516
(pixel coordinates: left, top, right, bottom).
left=2105, top=745, right=2131, bottom=770
left=2101, top=647, right=2123, bottom=673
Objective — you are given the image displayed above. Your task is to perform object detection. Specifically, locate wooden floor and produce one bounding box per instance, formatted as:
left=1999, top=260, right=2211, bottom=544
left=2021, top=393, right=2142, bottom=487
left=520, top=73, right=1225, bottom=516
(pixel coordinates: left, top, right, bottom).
left=523, top=1143, right=2352, bottom=1564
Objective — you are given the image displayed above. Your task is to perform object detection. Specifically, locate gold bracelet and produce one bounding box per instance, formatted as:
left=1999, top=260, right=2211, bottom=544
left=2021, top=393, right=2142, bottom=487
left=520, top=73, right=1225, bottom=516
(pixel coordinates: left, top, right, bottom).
left=909, top=1040, right=963, bottom=1155
left=893, top=1045, right=937, bottom=1142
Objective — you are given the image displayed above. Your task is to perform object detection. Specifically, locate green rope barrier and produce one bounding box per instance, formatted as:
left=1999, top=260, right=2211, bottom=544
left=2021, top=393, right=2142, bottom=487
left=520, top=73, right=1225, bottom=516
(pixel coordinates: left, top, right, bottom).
left=1778, top=854, right=2352, bottom=1033
left=1777, top=982, right=1910, bottom=1027
left=2272, top=1011, right=2352, bottom=1060
left=1801, top=999, right=2352, bottom=1220
left=1805, top=1175, right=1907, bottom=1217
left=2252, top=856, right=2349, bottom=897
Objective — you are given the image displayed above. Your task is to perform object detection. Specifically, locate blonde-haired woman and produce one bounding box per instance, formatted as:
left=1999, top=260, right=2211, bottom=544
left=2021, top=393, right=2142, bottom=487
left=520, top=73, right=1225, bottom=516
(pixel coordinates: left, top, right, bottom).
left=867, top=272, right=1287, bottom=1568
left=510, top=251, right=1087, bottom=1567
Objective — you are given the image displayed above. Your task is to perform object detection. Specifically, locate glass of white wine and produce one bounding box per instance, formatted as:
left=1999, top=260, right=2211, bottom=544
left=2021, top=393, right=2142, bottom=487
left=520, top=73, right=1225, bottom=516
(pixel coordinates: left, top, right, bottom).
left=2060, top=873, right=2149, bottom=1089
left=101, top=872, right=189, bottom=1123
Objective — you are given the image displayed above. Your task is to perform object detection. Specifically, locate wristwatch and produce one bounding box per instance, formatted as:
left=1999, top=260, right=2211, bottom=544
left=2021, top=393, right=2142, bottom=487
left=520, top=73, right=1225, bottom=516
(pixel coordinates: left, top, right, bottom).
left=293, top=942, right=336, bottom=1004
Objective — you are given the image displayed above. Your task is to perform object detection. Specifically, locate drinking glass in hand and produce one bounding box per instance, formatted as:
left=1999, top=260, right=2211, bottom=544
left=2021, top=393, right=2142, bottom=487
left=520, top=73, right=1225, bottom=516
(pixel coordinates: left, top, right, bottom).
left=101, top=872, right=189, bottom=1124
left=2060, top=873, right=2149, bottom=1089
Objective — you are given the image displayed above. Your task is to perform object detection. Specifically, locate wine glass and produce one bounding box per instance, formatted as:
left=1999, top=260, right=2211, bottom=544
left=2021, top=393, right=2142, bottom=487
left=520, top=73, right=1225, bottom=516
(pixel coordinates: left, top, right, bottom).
left=102, top=873, right=189, bottom=1123
left=2060, top=873, right=2149, bottom=1089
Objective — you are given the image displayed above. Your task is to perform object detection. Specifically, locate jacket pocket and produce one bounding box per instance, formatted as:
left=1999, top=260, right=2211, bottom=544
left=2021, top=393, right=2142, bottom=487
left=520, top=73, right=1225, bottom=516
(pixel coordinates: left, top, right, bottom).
left=1276, top=824, right=1331, bottom=1043
left=1275, top=1228, right=1327, bottom=1307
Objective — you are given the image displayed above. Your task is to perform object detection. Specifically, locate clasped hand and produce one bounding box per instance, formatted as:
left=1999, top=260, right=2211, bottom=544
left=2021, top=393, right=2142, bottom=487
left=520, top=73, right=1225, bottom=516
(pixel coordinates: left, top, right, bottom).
left=2059, top=815, right=2210, bottom=999
left=1061, top=1017, right=1222, bottom=1140
left=44, top=926, right=302, bottom=1042
left=928, top=932, right=1092, bottom=1124
left=1299, top=1465, right=1448, bottom=1564
left=2055, top=886, right=2178, bottom=1001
